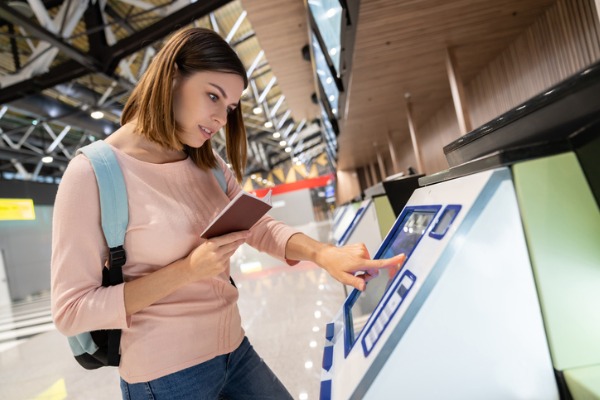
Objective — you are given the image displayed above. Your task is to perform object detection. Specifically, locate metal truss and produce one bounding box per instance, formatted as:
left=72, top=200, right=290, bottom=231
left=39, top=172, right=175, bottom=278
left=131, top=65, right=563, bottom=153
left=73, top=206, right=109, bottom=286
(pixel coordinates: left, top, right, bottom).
left=0, top=0, right=325, bottom=182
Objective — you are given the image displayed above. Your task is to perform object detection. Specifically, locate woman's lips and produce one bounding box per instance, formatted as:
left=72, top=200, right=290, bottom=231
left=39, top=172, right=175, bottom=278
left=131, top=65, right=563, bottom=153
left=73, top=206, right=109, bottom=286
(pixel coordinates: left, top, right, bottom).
left=199, top=125, right=212, bottom=140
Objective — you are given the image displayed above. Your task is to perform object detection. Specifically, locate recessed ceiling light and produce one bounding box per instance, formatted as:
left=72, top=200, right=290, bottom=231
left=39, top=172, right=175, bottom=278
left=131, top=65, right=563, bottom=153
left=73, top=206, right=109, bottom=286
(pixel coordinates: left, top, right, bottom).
left=90, top=111, right=104, bottom=119
left=41, top=156, right=53, bottom=164
left=264, top=121, right=273, bottom=128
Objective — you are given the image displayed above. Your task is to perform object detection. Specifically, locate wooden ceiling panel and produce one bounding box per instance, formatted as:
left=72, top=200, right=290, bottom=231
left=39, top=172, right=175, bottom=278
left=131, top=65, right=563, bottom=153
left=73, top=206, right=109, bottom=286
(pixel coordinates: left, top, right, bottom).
left=239, top=0, right=318, bottom=122
left=337, top=0, right=557, bottom=170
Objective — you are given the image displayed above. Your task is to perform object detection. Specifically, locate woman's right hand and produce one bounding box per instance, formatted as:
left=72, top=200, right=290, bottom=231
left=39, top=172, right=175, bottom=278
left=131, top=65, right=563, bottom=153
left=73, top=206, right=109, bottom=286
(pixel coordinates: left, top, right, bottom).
left=183, top=230, right=250, bottom=282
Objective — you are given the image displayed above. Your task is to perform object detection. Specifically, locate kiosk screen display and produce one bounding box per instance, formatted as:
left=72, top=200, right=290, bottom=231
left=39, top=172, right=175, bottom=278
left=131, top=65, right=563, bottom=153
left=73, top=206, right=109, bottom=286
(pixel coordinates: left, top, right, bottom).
left=380, top=211, right=436, bottom=259
left=348, top=209, right=436, bottom=343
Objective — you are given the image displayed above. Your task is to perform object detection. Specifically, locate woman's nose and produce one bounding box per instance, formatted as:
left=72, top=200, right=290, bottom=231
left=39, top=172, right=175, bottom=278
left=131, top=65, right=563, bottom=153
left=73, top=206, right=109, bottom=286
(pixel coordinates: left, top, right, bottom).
left=213, top=108, right=227, bottom=126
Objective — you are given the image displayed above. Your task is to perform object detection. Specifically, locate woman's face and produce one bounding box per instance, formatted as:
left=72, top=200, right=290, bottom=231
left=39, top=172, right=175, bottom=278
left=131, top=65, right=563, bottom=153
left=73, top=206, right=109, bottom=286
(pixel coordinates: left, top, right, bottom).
left=172, top=70, right=245, bottom=148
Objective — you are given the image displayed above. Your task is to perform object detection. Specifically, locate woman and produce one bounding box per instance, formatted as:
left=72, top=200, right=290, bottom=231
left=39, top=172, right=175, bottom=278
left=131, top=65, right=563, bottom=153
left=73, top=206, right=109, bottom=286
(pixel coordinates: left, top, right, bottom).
left=51, top=27, right=405, bottom=399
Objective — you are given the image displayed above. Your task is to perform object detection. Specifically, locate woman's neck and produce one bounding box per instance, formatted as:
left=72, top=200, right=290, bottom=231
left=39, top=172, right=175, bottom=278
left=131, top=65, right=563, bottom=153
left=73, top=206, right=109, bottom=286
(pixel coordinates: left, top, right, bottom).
left=104, top=122, right=187, bottom=164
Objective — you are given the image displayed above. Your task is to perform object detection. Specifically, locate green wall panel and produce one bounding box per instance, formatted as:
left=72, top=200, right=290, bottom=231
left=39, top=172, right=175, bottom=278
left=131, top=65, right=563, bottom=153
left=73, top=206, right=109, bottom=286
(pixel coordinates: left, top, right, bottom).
left=373, top=196, right=396, bottom=240
left=513, top=152, right=600, bottom=370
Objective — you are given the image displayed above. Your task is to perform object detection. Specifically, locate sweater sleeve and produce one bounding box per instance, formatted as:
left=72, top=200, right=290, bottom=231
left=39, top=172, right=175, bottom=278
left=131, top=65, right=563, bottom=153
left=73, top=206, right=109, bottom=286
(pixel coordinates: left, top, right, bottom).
left=214, top=154, right=301, bottom=265
left=51, top=155, right=130, bottom=336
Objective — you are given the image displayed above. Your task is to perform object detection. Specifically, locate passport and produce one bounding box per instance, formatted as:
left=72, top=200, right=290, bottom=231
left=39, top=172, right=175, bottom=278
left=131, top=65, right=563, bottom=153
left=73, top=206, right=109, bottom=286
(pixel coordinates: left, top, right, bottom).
left=200, top=190, right=273, bottom=239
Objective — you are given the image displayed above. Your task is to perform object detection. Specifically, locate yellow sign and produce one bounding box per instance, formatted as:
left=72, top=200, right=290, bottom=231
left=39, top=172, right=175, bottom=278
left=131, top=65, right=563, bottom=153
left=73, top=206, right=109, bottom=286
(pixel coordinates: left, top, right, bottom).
left=0, top=198, right=36, bottom=220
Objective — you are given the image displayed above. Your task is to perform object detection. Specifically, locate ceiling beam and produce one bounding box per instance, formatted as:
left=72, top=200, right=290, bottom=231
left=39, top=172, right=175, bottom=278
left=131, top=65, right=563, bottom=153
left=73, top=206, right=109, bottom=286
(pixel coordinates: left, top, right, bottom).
left=0, top=0, right=64, bottom=29
left=0, top=60, right=89, bottom=104
left=0, top=145, right=68, bottom=165
left=83, top=0, right=110, bottom=61
left=7, top=23, right=21, bottom=71
left=105, top=0, right=232, bottom=73
left=10, top=93, right=118, bottom=135
left=0, top=0, right=233, bottom=103
left=0, top=2, right=101, bottom=72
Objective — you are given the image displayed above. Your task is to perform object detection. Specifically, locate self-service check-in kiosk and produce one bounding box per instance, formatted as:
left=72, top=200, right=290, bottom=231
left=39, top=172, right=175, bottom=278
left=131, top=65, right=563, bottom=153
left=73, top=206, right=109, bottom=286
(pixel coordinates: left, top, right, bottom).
left=320, top=61, right=600, bottom=400
left=331, top=202, right=361, bottom=244
left=336, top=195, right=396, bottom=257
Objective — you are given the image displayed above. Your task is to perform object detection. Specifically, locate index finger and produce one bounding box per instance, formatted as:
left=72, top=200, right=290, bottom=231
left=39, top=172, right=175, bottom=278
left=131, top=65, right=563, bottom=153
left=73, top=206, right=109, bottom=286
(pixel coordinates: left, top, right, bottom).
left=363, top=253, right=407, bottom=270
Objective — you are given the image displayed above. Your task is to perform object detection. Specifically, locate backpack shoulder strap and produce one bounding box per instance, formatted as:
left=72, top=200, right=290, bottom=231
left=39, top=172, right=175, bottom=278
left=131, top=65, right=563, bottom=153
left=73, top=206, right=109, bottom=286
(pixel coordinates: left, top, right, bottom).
left=75, top=140, right=127, bottom=367
left=77, top=140, right=129, bottom=249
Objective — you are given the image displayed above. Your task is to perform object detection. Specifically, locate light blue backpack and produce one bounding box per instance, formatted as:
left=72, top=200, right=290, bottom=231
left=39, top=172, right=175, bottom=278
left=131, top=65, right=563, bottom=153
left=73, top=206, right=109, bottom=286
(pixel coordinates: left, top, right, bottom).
left=67, top=140, right=227, bottom=369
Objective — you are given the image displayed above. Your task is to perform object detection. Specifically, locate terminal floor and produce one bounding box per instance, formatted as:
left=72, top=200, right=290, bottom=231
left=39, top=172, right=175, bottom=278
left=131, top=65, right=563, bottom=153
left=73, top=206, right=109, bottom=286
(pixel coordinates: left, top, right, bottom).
left=0, top=221, right=345, bottom=400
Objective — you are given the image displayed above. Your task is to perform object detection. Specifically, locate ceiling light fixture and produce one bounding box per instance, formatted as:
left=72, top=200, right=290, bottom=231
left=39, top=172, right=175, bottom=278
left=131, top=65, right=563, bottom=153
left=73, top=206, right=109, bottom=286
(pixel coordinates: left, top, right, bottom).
left=41, top=156, right=53, bottom=164
left=90, top=111, right=104, bottom=119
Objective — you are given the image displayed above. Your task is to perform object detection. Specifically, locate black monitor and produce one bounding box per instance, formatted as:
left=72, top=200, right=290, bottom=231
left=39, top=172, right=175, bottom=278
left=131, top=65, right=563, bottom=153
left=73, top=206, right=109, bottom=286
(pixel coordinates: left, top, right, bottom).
left=382, top=174, right=424, bottom=217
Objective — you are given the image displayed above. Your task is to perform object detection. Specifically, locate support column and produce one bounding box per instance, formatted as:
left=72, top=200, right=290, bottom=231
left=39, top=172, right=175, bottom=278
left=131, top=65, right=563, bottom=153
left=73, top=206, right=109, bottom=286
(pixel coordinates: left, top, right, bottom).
left=370, top=161, right=378, bottom=185
left=386, top=130, right=400, bottom=173
left=405, top=98, right=425, bottom=174
left=363, top=165, right=372, bottom=188
left=445, top=47, right=472, bottom=135
left=595, top=0, right=600, bottom=26
left=376, top=151, right=387, bottom=180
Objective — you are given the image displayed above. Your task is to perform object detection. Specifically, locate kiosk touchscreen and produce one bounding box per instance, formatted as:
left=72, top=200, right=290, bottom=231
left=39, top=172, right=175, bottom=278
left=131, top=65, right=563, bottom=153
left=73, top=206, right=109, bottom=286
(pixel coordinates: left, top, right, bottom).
left=345, top=207, right=437, bottom=350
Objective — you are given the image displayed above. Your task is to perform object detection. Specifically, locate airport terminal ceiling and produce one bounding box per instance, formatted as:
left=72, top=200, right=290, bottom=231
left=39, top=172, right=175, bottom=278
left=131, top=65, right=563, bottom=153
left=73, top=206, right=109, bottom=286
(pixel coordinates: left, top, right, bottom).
left=0, top=0, right=324, bottom=182
left=0, top=0, right=569, bottom=182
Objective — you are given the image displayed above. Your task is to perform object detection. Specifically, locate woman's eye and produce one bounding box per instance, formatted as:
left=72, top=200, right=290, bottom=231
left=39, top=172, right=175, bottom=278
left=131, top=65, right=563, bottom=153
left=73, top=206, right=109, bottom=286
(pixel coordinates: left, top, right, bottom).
left=208, top=93, right=218, bottom=102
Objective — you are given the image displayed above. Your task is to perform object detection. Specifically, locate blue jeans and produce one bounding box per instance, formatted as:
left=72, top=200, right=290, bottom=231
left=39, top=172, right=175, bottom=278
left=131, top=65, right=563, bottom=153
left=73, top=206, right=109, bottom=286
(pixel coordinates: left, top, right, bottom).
left=120, top=337, right=293, bottom=400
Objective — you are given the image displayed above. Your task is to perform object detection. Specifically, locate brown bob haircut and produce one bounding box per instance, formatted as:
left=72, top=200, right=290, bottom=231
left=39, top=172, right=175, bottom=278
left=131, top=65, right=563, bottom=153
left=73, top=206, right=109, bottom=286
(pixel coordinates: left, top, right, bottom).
left=121, top=27, right=249, bottom=182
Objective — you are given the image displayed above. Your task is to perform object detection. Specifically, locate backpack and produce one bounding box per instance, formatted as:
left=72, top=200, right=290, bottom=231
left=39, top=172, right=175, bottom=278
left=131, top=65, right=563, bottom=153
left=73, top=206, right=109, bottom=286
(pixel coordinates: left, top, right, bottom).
left=66, top=140, right=228, bottom=369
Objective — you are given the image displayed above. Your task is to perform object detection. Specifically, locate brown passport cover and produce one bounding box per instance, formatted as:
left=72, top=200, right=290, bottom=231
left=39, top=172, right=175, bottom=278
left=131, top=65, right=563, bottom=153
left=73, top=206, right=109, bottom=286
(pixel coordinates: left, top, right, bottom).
left=200, top=192, right=272, bottom=239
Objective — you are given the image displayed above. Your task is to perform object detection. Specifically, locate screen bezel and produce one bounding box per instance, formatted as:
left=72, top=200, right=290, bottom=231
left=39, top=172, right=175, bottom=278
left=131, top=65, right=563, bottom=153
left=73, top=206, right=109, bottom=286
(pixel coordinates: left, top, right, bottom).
left=343, top=205, right=441, bottom=357
left=361, top=269, right=417, bottom=357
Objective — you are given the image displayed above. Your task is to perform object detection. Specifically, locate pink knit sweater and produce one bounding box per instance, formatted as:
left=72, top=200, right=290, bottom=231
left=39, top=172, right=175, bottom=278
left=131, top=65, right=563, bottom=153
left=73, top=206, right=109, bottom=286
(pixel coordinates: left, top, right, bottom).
left=51, top=143, right=299, bottom=383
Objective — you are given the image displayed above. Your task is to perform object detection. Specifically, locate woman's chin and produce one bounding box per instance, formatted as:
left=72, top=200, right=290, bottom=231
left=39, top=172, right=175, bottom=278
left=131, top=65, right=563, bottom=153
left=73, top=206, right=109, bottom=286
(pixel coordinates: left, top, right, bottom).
left=183, top=138, right=208, bottom=149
